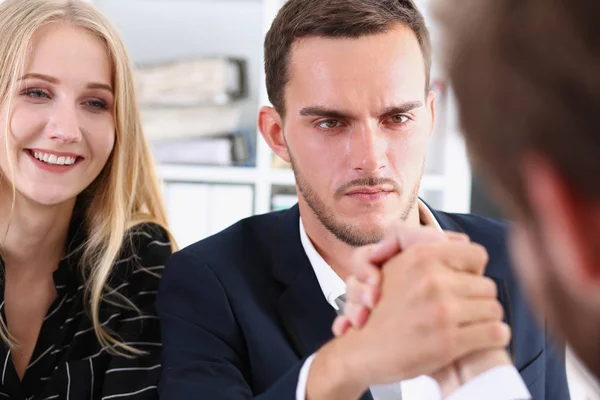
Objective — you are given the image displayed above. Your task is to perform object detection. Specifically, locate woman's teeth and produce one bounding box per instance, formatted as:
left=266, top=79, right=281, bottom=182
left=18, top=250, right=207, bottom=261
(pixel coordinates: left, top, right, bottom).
left=33, top=151, right=77, bottom=166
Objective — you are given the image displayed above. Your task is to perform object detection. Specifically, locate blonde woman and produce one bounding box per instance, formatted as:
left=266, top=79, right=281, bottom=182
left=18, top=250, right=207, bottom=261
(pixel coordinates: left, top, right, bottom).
left=0, top=0, right=174, bottom=398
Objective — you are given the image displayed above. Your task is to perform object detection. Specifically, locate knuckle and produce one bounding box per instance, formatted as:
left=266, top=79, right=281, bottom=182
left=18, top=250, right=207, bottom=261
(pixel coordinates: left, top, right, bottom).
left=346, top=277, right=360, bottom=297
left=473, top=244, right=490, bottom=268
left=457, top=233, right=470, bottom=241
left=485, top=277, right=498, bottom=297
left=431, top=300, right=453, bottom=327
left=489, top=322, right=511, bottom=345
left=420, top=273, right=445, bottom=298
left=346, top=305, right=360, bottom=325
left=491, top=301, right=504, bottom=320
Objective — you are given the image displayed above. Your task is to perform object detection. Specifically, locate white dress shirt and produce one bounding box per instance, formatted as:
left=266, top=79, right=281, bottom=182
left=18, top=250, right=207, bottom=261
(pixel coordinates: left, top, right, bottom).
left=566, top=347, right=600, bottom=400
left=296, top=200, right=532, bottom=400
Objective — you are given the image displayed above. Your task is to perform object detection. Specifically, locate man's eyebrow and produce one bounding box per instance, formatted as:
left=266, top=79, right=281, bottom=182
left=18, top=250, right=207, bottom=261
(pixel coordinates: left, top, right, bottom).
left=298, top=101, right=425, bottom=120
left=379, top=102, right=424, bottom=118
left=299, top=106, right=354, bottom=120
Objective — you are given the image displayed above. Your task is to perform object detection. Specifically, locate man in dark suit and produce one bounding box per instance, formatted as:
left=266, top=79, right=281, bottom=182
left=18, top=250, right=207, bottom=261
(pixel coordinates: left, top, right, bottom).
left=156, top=0, right=570, bottom=399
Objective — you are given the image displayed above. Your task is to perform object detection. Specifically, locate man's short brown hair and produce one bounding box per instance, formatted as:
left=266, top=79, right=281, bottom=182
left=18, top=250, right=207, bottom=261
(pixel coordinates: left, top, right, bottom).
left=264, top=0, right=432, bottom=115
left=441, top=0, right=600, bottom=216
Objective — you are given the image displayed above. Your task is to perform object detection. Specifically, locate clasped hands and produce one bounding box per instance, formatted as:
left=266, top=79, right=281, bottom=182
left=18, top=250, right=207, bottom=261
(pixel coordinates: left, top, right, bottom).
left=332, top=224, right=512, bottom=397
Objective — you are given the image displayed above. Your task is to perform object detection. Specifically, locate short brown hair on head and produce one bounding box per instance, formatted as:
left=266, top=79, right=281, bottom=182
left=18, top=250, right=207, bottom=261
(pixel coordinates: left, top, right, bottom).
left=264, top=0, right=432, bottom=116
left=440, top=0, right=600, bottom=216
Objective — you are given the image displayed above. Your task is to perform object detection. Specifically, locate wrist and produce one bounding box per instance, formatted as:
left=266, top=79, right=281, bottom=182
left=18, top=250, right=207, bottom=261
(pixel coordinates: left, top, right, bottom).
left=457, top=349, right=512, bottom=384
left=306, top=331, right=369, bottom=400
left=432, top=364, right=462, bottom=398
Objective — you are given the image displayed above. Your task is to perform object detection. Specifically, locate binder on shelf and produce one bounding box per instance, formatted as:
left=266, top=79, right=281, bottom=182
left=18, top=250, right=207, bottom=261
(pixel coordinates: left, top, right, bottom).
left=141, top=104, right=243, bottom=141
left=135, top=57, right=248, bottom=106
left=150, top=131, right=251, bottom=167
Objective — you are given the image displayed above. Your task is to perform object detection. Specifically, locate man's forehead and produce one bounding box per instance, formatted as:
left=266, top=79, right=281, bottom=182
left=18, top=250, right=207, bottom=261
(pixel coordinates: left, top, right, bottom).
left=289, top=25, right=422, bottom=64
left=284, top=28, right=427, bottom=111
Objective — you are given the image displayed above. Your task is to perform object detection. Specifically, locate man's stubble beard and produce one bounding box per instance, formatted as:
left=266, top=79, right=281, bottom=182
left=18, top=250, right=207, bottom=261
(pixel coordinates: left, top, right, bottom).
left=289, top=150, right=421, bottom=247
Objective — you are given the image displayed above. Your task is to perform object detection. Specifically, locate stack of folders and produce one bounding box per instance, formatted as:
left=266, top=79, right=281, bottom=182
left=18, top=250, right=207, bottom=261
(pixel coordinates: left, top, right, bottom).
left=136, top=57, right=252, bottom=166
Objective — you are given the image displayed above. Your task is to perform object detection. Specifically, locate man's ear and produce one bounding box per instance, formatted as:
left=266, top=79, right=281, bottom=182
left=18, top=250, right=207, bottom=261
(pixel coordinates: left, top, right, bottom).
left=426, top=90, right=436, bottom=137
left=258, top=106, right=291, bottom=163
left=522, top=154, right=600, bottom=286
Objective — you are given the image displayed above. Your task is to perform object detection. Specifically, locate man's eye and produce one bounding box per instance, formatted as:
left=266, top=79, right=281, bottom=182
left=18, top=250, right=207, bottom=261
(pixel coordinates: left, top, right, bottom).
left=389, top=114, right=409, bottom=124
left=317, top=120, right=342, bottom=129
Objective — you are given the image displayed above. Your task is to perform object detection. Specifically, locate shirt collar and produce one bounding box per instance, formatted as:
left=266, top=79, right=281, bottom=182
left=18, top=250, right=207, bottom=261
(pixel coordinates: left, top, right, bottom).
left=299, top=199, right=443, bottom=310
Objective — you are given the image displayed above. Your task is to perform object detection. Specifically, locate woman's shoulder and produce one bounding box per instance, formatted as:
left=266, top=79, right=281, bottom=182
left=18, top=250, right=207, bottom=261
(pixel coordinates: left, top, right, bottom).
left=111, top=222, right=173, bottom=287
left=127, top=222, right=172, bottom=253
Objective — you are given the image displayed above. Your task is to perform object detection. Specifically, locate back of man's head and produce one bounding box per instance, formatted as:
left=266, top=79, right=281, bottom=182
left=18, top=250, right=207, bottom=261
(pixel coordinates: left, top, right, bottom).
left=440, top=0, right=600, bottom=380
left=442, top=0, right=600, bottom=216
left=264, top=0, right=431, bottom=116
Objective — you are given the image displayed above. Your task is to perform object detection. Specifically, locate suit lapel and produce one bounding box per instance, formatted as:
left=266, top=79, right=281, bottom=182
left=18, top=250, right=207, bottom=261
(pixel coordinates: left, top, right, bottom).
left=271, top=206, right=373, bottom=400
left=271, top=205, right=338, bottom=357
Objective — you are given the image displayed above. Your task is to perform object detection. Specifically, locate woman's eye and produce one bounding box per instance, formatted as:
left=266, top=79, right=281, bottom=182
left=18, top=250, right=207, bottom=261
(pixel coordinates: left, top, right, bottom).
left=86, top=99, right=108, bottom=110
left=24, top=88, right=50, bottom=99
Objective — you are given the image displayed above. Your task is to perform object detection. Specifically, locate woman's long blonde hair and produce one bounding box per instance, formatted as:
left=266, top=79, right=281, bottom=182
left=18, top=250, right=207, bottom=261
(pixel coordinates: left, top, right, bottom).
left=0, top=0, right=175, bottom=355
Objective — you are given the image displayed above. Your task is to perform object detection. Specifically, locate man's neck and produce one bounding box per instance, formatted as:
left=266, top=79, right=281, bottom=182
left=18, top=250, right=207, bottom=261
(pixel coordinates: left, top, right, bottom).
left=299, top=201, right=421, bottom=281
left=0, top=186, right=74, bottom=279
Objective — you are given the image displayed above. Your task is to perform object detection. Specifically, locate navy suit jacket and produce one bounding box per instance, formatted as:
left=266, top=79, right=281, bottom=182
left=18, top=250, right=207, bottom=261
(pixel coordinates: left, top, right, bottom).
left=157, top=204, right=570, bottom=399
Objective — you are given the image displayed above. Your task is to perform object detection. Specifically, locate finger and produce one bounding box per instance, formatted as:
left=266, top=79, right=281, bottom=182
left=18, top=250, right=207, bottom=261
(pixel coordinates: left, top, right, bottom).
left=452, top=298, right=504, bottom=326
left=395, top=225, right=447, bottom=250
left=442, top=242, right=489, bottom=275
left=368, top=235, right=401, bottom=266
left=345, top=301, right=370, bottom=328
left=370, top=224, right=448, bottom=265
left=356, top=228, right=461, bottom=286
left=346, top=275, right=380, bottom=308
left=446, top=273, right=498, bottom=299
left=445, top=232, right=470, bottom=242
left=332, top=316, right=352, bottom=337
left=405, top=241, right=490, bottom=275
left=452, top=321, right=511, bottom=361
left=351, top=246, right=382, bottom=286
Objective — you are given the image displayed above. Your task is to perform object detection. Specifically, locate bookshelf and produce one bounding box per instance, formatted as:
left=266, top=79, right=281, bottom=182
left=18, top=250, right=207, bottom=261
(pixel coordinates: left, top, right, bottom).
left=93, top=0, right=472, bottom=243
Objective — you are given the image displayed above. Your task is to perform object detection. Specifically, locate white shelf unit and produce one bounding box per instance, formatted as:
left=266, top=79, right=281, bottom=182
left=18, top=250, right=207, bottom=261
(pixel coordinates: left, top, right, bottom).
left=94, top=0, right=472, bottom=246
